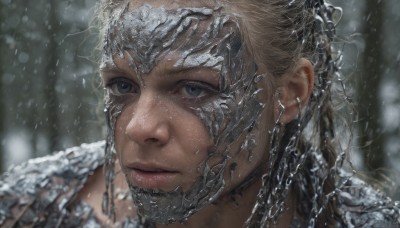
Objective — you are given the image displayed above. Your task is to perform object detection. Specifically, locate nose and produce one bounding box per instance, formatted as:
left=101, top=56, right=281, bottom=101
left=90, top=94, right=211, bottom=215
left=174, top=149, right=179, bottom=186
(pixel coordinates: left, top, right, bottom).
left=125, top=94, right=171, bottom=146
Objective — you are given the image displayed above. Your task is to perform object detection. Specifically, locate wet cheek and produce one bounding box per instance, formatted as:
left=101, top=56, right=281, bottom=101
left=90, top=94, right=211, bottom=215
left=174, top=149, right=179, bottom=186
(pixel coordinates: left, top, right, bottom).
left=113, top=107, right=133, bottom=156
left=223, top=100, right=273, bottom=187
left=114, top=122, right=125, bottom=154
left=175, top=114, right=215, bottom=163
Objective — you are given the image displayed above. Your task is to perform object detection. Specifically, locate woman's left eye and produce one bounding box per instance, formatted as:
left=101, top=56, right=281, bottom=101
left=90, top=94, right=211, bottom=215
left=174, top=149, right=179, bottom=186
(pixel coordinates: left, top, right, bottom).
left=183, top=84, right=205, bottom=97
left=178, top=81, right=215, bottom=100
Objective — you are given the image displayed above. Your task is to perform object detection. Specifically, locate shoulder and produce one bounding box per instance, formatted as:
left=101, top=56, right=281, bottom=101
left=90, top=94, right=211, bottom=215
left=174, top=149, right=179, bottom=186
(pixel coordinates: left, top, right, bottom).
left=0, top=141, right=106, bottom=227
left=336, top=172, right=400, bottom=227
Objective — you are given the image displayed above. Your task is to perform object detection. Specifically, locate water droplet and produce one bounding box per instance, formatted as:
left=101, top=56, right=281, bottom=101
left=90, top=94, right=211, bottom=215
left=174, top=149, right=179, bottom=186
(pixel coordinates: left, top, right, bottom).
left=18, top=52, right=29, bottom=63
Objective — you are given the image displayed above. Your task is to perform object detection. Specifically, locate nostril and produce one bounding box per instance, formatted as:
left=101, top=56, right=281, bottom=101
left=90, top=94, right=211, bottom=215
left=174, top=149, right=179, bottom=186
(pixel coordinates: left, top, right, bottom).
left=145, top=138, right=159, bottom=143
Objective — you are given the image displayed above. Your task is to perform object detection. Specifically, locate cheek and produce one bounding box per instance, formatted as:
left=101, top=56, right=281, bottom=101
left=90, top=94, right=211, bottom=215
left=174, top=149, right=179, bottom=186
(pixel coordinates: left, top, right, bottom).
left=113, top=104, right=137, bottom=166
left=224, top=106, right=273, bottom=190
left=114, top=108, right=130, bottom=155
left=201, top=86, right=273, bottom=191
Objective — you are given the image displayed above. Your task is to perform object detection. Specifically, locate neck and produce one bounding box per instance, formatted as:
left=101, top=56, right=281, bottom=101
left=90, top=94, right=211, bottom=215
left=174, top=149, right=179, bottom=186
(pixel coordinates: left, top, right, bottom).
left=155, top=178, right=295, bottom=228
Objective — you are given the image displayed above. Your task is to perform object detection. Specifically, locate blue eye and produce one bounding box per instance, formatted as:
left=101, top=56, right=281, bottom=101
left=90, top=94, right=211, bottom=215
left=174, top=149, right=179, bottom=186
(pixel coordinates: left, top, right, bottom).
left=116, top=81, right=133, bottom=94
left=184, top=84, right=204, bottom=97
left=179, top=81, right=217, bottom=101
left=107, top=78, right=137, bottom=95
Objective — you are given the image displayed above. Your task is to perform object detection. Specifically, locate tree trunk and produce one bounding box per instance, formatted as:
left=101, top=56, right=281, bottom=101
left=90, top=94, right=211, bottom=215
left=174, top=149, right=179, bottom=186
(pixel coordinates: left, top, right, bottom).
left=0, top=2, right=5, bottom=172
left=43, top=0, right=61, bottom=153
left=358, top=1, right=385, bottom=179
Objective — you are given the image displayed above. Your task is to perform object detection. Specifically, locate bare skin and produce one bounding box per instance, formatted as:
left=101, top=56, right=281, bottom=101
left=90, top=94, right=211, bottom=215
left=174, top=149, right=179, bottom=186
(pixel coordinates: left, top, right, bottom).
left=78, top=0, right=315, bottom=227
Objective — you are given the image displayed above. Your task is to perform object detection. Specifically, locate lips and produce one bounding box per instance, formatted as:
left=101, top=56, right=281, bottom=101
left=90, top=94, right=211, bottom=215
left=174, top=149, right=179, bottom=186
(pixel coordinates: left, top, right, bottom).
left=124, top=162, right=179, bottom=189
left=127, top=163, right=175, bottom=172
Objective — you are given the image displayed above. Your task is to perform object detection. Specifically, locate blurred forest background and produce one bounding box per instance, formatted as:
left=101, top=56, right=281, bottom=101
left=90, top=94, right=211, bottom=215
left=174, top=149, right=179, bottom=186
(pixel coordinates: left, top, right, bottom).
left=0, top=0, right=399, bottom=199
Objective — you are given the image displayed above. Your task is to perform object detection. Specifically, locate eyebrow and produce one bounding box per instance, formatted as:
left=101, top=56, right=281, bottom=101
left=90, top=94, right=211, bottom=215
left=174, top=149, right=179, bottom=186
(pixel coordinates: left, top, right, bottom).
left=99, top=59, right=132, bottom=75
left=99, top=60, right=119, bottom=72
left=166, top=66, right=201, bottom=74
left=164, top=65, right=220, bottom=78
left=100, top=57, right=220, bottom=83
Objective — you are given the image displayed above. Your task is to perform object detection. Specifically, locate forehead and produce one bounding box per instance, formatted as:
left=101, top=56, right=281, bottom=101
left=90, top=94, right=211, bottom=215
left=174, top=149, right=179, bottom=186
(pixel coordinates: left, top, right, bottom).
left=103, top=2, right=243, bottom=74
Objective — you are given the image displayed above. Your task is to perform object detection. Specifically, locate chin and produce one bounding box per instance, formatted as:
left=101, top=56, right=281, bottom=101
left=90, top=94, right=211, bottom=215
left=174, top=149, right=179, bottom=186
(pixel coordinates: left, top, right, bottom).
left=128, top=172, right=226, bottom=223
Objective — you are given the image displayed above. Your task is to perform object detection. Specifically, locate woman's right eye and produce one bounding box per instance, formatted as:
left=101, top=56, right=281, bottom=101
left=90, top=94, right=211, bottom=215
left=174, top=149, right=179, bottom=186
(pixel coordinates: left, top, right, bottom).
left=106, top=78, right=138, bottom=95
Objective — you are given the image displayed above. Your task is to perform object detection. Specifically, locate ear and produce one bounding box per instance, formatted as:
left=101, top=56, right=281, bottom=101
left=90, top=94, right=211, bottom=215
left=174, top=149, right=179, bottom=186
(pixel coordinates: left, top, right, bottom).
left=275, top=58, right=314, bottom=125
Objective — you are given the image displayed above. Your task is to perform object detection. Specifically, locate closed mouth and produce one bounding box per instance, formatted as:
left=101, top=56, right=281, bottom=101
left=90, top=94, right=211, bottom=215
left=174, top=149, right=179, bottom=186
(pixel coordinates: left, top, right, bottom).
left=127, top=162, right=178, bottom=173
left=125, top=164, right=180, bottom=189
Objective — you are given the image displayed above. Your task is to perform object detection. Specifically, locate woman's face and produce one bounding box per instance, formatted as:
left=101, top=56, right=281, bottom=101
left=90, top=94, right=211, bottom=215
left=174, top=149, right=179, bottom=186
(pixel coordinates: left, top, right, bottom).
left=101, top=0, right=275, bottom=223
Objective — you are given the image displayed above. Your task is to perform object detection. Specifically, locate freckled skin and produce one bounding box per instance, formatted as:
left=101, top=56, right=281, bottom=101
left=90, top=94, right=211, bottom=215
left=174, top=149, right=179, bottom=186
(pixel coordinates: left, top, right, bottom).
left=102, top=2, right=273, bottom=224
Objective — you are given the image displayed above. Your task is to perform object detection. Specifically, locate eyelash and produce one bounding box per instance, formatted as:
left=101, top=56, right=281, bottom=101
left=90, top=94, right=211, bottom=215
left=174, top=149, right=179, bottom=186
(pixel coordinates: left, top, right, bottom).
left=105, top=78, right=138, bottom=96
left=176, top=80, right=217, bottom=102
